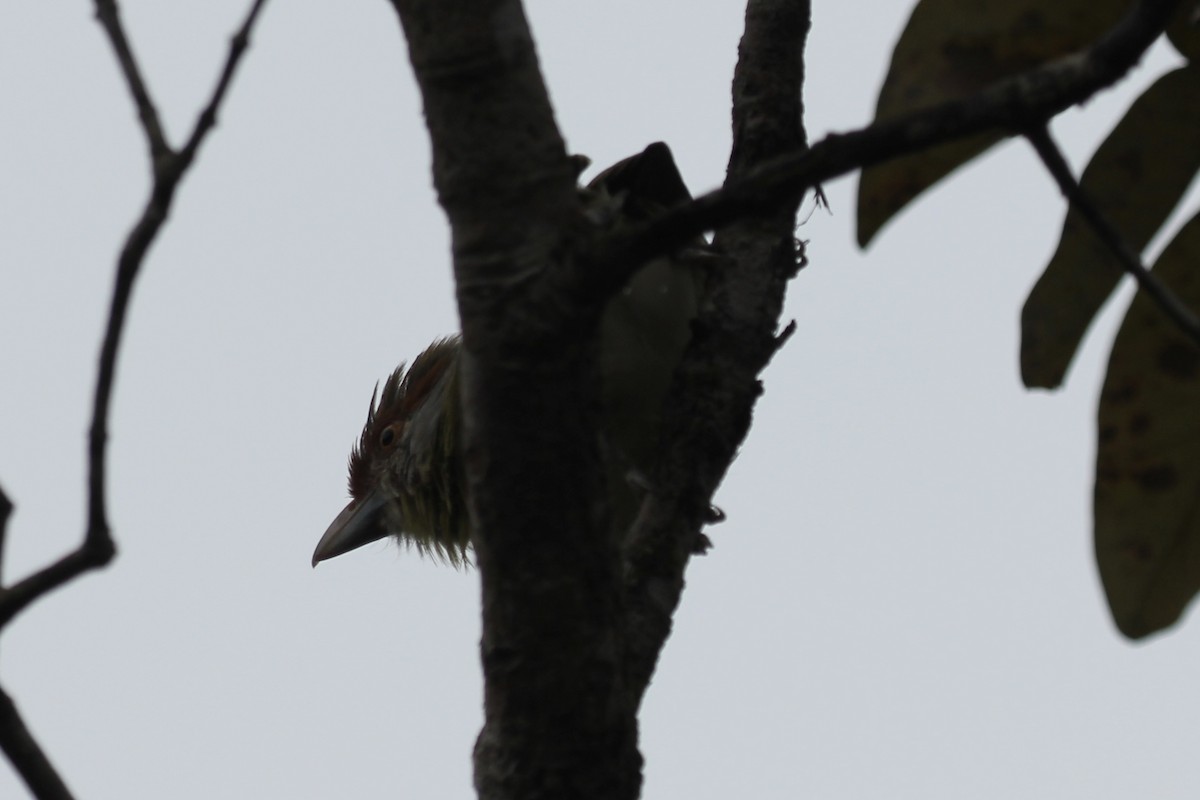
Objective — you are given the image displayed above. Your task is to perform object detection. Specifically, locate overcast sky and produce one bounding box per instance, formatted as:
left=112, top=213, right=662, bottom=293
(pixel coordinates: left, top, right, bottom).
left=3, top=1, right=1199, bottom=798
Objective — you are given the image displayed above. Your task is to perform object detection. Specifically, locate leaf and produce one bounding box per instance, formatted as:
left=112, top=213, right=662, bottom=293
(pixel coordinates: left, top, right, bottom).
left=1095, top=211, right=1200, bottom=639
left=1020, top=66, right=1200, bottom=389
left=856, top=0, right=1130, bottom=246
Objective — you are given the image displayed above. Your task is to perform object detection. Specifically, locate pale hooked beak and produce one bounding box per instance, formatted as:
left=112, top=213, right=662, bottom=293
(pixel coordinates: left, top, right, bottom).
left=312, top=489, right=388, bottom=567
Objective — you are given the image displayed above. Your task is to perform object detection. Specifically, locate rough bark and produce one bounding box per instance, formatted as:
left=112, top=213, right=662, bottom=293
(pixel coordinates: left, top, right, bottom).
left=621, top=0, right=812, bottom=709
left=387, top=2, right=640, bottom=798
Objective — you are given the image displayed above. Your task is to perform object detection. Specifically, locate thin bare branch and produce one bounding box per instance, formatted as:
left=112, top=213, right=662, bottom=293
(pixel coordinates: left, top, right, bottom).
left=0, top=551, right=114, bottom=630
left=178, top=0, right=270, bottom=169
left=1, top=5, right=270, bottom=794
left=0, top=486, right=10, bottom=581
left=0, top=0, right=271, bottom=630
left=93, top=0, right=171, bottom=164
left=1025, top=125, right=1200, bottom=346
left=0, top=685, right=76, bottom=800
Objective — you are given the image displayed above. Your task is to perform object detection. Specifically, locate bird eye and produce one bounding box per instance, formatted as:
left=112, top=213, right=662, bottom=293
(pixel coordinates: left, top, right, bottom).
left=379, top=426, right=397, bottom=448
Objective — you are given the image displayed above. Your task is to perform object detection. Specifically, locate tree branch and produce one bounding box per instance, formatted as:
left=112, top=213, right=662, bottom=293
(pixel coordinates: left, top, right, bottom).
left=1, top=3, right=269, bottom=794
left=386, top=3, right=642, bottom=799
left=590, top=0, right=1182, bottom=293
left=1025, top=125, right=1200, bottom=346
left=0, top=685, right=75, bottom=800
left=177, top=1, right=269, bottom=173
left=622, top=0, right=812, bottom=707
left=94, top=0, right=171, bottom=165
left=0, top=486, right=10, bottom=582
left=0, top=0, right=270, bottom=633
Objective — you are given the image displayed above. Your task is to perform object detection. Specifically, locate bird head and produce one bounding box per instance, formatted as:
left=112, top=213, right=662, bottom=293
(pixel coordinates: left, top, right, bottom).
left=312, top=337, right=467, bottom=566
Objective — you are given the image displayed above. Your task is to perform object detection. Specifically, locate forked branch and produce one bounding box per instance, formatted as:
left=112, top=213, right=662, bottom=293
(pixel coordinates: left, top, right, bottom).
left=0, top=3, right=270, bottom=797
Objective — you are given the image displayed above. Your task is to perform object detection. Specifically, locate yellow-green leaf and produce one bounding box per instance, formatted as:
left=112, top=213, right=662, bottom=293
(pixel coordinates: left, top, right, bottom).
left=1020, top=66, right=1200, bottom=389
left=857, top=0, right=1129, bottom=246
left=1095, top=211, right=1200, bottom=639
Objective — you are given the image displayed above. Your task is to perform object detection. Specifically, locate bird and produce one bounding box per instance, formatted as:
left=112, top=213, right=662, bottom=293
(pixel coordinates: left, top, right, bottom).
left=313, top=142, right=709, bottom=567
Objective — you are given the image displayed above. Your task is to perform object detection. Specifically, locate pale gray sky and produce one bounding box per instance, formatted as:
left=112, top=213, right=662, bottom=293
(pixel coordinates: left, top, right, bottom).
left=3, top=1, right=1199, bottom=798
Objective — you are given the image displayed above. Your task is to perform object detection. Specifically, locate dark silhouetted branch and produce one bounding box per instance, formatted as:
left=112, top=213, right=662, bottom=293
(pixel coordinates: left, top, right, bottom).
left=94, top=0, right=171, bottom=164
left=0, top=0, right=270, bottom=633
left=0, top=686, right=74, bottom=800
left=1, top=2, right=270, bottom=796
left=1025, top=125, right=1200, bottom=347
left=622, top=0, right=812, bottom=708
left=591, top=0, right=1182, bottom=292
